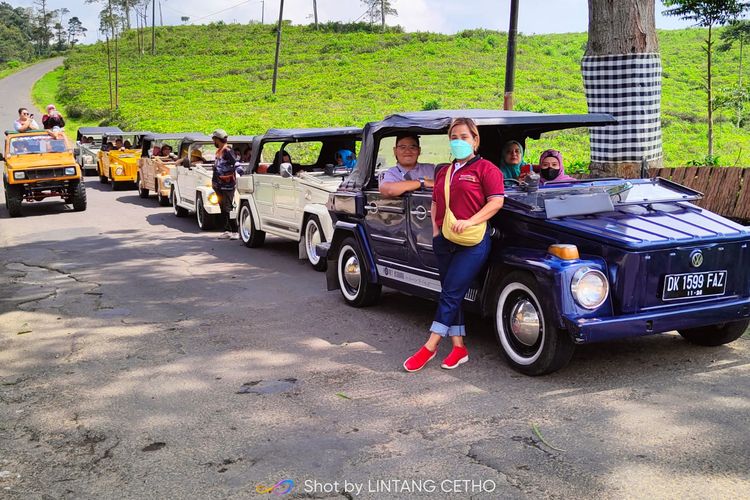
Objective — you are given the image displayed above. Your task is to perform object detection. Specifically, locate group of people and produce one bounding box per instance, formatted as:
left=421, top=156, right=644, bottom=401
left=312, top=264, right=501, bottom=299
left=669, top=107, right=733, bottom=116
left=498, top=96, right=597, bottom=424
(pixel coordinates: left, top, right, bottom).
left=13, top=105, right=65, bottom=133
left=375, top=120, right=575, bottom=373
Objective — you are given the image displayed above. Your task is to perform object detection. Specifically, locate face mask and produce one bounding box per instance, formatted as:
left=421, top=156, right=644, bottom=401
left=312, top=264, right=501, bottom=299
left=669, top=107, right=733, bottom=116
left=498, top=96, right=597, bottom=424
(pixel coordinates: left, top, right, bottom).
left=541, top=168, right=560, bottom=181
left=450, top=139, right=474, bottom=160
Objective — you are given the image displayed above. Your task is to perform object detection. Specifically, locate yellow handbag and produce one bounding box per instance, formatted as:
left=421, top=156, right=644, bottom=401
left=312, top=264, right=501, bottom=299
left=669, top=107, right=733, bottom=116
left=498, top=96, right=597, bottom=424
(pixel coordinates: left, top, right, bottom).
left=441, top=165, right=487, bottom=246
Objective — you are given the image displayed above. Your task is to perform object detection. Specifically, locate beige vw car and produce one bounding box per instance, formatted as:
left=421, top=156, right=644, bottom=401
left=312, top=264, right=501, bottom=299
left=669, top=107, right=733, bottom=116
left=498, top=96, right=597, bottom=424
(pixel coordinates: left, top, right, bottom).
left=136, top=133, right=187, bottom=206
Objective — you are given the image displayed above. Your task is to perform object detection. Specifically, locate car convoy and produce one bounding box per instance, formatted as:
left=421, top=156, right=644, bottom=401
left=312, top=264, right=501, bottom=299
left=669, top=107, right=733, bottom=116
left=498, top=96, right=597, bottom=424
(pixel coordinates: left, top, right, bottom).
left=3, top=109, right=750, bottom=375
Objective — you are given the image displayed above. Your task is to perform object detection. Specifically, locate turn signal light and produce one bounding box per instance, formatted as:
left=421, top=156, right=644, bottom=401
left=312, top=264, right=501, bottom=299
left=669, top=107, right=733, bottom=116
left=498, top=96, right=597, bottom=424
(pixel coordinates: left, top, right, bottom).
left=548, top=244, right=579, bottom=260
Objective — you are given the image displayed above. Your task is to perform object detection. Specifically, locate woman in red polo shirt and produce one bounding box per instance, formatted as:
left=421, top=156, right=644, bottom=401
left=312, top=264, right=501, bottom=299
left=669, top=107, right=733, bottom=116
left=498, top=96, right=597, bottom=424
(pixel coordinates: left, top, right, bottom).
left=404, top=117, right=505, bottom=372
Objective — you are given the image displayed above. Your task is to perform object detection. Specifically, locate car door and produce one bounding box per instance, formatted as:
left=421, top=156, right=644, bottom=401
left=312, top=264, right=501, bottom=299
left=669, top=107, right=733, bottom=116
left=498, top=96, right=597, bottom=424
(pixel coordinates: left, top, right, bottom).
left=274, top=174, right=297, bottom=227
left=363, top=189, right=409, bottom=263
left=252, top=172, right=275, bottom=223
left=406, top=191, right=438, bottom=271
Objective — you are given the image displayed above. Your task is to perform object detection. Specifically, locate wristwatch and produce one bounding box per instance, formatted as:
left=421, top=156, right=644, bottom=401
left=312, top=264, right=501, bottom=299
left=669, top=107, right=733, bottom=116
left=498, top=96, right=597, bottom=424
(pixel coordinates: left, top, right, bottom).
left=419, top=177, right=425, bottom=190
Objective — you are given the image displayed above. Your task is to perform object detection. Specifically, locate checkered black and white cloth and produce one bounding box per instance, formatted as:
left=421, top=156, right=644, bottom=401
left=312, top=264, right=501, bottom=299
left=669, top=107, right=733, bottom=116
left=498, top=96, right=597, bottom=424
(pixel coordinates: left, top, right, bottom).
left=582, top=53, right=662, bottom=163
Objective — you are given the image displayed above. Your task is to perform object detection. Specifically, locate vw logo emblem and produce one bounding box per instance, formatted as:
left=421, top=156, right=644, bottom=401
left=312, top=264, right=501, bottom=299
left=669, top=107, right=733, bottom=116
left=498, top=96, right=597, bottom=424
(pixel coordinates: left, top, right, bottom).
left=690, top=250, right=704, bottom=268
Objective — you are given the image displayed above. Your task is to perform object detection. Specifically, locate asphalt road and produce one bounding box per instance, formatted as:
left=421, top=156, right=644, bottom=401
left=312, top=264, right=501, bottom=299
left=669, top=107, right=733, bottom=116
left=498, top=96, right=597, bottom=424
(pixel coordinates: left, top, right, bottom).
left=2, top=61, right=750, bottom=499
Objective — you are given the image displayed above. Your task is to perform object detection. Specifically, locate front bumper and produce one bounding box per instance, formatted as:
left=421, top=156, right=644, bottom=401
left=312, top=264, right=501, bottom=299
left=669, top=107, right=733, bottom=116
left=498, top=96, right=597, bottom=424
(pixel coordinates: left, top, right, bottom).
left=564, top=296, right=750, bottom=343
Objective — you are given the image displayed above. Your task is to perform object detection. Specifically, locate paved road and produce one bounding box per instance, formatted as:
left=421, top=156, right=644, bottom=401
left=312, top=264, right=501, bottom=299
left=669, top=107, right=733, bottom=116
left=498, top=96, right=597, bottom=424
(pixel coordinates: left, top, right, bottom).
left=0, top=58, right=63, bottom=128
left=1, top=61, right=750, bottom=499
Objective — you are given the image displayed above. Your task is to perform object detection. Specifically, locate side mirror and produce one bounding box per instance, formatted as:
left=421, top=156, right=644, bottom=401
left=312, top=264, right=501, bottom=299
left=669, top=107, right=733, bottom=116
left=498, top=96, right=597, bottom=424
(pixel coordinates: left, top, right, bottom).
left=280, top=162, right=293, bottom=178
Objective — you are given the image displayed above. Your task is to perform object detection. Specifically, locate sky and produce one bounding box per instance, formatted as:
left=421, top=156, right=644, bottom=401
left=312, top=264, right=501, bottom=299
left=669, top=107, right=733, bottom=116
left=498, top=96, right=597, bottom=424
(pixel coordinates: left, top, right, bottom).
left=14, top=0, right=698, bottom=44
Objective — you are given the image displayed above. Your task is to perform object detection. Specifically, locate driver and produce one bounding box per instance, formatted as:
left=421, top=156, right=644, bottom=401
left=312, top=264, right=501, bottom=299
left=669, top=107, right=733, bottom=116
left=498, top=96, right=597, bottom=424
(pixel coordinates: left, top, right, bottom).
left=379, top=133, right=435, bottom=198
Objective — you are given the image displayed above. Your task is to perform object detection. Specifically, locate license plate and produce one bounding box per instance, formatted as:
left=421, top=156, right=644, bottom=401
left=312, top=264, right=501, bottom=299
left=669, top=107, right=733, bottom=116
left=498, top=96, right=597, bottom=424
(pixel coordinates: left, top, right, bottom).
left=662, top=270, right=727, bottom=301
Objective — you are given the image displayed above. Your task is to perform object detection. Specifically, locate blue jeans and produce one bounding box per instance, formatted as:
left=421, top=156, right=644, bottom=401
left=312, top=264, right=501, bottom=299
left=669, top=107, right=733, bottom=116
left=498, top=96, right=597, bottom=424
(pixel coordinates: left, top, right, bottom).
left=430, top=231, right=491, bottom=337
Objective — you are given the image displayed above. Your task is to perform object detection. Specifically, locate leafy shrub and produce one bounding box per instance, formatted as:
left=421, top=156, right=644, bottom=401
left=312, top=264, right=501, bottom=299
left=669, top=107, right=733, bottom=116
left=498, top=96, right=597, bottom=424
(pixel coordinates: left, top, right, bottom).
left=422, top=99, right=442, bottom=111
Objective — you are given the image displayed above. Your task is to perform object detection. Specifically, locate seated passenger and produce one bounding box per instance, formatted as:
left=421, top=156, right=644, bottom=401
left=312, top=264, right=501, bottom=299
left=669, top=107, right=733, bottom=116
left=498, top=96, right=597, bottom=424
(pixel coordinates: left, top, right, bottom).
left=335, top=149, right=356, bottom=170
left=538, top=149, right=575, bottom=184
left=123, top=140, right=133, bottom=149
left=240, top=146, right=252, bottom=163
left=379, top=133, right=435, bottom=198
left=498, top=140, right=530, bottom=180
left=113, top=138, right=124, bottom=151
left=189, top=148, right=205, bottom=166
left=160, top=144, right=173, bottom=157
left=267, top=150, right=292, bottom=175
left=47, top=126, right=65, bottom=140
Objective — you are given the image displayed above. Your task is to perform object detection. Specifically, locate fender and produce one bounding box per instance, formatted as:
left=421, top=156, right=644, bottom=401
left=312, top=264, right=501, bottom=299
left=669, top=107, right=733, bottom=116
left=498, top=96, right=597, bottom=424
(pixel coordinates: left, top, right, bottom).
left=325, top=221, right=379, bottom=291
left=197, top=186, right=221, bottom=214
left=236, top=194, right=262, bottom=229
left=480, top=247, right=612, bottom=330
left=302, top=204, right=335, bottom=241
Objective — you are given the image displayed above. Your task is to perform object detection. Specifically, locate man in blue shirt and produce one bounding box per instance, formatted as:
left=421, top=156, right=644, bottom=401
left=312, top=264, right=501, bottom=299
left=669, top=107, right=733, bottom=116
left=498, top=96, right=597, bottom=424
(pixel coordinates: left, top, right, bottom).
left=379, top=133, right=435, bottom=198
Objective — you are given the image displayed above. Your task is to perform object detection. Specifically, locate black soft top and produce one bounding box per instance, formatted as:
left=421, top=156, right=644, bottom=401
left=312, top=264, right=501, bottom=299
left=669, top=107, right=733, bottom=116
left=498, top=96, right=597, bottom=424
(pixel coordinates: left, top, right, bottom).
left=76, top=126, right=123, bottom=139
left=261, top=127, right=362, bottom=141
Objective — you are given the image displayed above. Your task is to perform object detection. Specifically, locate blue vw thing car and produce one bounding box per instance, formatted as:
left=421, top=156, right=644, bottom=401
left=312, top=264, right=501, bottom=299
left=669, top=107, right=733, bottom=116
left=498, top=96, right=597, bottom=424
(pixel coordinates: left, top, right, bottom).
left=318, top=110, right=750, bottom=375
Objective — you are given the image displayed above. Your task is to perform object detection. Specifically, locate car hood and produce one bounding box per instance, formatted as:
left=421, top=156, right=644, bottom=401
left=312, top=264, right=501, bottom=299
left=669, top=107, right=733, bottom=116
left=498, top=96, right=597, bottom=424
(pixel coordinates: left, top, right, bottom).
left=6, top=153, right=77, bottom=169
left=297, top=172, right=345, bottom=191
left=546, top=203, right=750, bottom=250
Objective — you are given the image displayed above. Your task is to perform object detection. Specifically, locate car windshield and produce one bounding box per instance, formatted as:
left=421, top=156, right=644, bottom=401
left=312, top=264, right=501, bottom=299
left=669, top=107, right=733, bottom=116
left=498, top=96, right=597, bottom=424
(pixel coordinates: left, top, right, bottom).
left=9, top=135, right=71, bottom=155
left=506, top=178, right=703, bottom=218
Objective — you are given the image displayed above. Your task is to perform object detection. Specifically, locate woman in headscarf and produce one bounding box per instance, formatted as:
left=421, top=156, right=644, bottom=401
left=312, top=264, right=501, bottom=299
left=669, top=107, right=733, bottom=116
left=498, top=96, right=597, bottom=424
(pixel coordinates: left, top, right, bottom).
left=498, top=140, right=529, bottom=180
left=538, top=149, right=575, bottom=184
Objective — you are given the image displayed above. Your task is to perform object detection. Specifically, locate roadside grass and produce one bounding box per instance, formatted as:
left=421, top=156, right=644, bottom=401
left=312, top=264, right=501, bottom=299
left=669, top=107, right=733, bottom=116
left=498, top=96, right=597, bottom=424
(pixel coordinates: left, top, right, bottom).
left=49, top=24, right=750, bottom=167
left=0, top=61, right=35, bottom=80
left=32, top=67, right=98, bottom=141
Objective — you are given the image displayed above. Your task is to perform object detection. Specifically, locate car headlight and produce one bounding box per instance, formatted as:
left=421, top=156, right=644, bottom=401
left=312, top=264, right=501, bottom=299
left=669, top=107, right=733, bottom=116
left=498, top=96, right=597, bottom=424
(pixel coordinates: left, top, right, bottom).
left=162, top=178, right=172, bottom=187
left=13, top=171, right=26, bottom=180
left=208, top=192, right=219, bottom=204
left=115, top=166, right=125, bottom=175
left=64, top=167, right=76, bottom=175
left=571, top=267, right=609, bottom=309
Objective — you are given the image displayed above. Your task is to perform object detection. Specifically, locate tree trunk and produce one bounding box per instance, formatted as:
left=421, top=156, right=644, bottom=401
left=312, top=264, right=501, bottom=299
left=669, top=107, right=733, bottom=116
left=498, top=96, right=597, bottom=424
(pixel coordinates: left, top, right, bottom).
left=584, top=0, right=662, bottom=178
left=737, top=37, right=743, bottom=128
left=105, top=34, right=113, bottom=111
left=707, top=25, right=714, bottom=159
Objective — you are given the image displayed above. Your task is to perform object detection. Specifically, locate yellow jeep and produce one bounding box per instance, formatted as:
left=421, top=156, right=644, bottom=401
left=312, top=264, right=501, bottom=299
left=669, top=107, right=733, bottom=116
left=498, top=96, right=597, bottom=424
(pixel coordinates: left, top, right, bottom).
left=2, top=130, right=86, bottom=217
left=97, top=131, right=150, bottom=190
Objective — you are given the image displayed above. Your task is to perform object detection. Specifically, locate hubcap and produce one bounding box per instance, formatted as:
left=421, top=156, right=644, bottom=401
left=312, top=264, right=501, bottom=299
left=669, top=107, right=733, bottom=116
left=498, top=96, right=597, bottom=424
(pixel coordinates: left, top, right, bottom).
left=240, top=206, right=251, bottom=241
left=343, top=254, right=361, bottom=291
left=509, top=299, right=540, bottom=346
left=305, top=220, right=321, bottom=264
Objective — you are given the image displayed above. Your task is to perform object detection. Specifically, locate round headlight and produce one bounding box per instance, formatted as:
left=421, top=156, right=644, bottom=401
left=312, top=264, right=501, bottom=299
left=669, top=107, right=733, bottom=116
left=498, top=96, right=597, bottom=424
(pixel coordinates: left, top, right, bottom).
left=115, top=166, right=125, bottom=175
left=162, top=178, right=172, bottom=187
left=208, top=192, right=219, bottom=204
left=571, top=267, right=608, bottom=309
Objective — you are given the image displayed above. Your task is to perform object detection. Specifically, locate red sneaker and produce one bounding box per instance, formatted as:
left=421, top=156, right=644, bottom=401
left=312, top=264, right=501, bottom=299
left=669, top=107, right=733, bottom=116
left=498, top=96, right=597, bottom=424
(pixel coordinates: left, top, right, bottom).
left=403, top=346, right=436, bottom=372
left=441, top=346, right=469, bottom=369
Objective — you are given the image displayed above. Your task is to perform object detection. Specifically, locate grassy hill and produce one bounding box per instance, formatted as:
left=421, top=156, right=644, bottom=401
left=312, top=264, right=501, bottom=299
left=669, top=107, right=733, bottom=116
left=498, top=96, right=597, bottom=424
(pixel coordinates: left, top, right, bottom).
left=40, top=23, right=750, bottom=169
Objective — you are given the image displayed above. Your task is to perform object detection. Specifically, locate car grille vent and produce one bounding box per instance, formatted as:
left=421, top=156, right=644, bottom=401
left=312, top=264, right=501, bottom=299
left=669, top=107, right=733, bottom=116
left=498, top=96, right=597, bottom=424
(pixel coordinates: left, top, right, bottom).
left=25, top=167, right=68, bottom=180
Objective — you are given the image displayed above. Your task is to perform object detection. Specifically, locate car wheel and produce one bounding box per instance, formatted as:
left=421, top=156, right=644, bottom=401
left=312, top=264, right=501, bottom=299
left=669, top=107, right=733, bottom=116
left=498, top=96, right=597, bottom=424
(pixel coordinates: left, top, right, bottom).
left=492, top=271, right=575, bottom=376
left=304, top=215, right=327, bottom=272
left=137, top=174, right=149, bottom=198
left=196, top=193, right=215, bottom=230
left=5, top=185, right=23, bottom=217
left=336, top=236, right=381, bottom=307
left=70, top=181, right=87, bottom=212
left=172, top=188, right=188, bottom=217
left=678, top=320, right=749, bottom=347
left=157, top=188, right=170, bottom=206
left=238, top=202, right=265, bottom=248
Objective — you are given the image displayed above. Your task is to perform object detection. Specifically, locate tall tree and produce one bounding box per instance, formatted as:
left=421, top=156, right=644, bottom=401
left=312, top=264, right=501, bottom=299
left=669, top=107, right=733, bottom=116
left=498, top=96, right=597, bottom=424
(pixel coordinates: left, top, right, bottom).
left=32, top=0, right=54, bottom=54
left=718, top=19, right=750, bottom=126
left=359, top=0, right=396, bottom=29
left=67, top=16, right=87, bottom=47
left=663, top=0, right=750, bottom=158
left=585, top=0, right=662, bottom=177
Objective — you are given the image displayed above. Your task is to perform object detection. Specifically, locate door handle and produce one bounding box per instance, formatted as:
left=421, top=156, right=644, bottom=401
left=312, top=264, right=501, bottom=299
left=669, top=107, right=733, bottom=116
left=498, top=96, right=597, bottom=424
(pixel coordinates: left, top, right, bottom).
left=409, top=205, right=430, bottom=220
left=365, top=203, right=379, bottom=214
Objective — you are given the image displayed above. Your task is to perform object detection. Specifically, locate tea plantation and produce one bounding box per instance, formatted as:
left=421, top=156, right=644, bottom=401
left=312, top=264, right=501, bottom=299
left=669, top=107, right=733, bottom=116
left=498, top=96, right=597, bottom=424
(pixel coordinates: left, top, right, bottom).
left=40, top=23, right=750, bottom=169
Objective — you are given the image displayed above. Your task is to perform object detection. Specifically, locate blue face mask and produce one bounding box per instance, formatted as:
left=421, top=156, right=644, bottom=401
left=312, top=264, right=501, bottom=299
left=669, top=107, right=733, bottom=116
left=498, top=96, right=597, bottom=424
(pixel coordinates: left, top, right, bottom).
left=450, top=139, right=474, bottom=160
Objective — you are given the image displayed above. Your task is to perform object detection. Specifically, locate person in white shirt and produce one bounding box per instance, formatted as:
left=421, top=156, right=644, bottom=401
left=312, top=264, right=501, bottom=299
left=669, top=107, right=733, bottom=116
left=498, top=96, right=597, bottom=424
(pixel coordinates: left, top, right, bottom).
left=14, top=108, right=39, bottom=132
